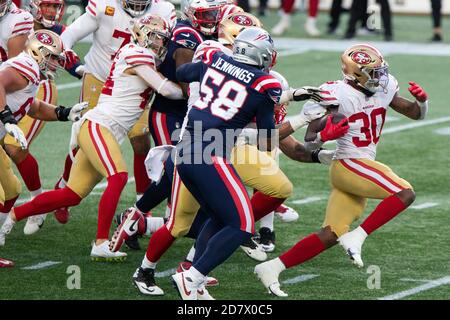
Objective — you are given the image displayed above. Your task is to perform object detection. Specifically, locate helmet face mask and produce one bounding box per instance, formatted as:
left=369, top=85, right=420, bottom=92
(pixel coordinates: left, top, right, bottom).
left=0, top=0, right=12, bottom=20
left=131, top=14, right=171, bottom=63
left=27, top=30, right=65, bottom=80
left=30, top=0, right=65, bottom=28
left=341, top=44, right=389, bottom=93
left=184, top=0, right=223, bottom=36
left=121, top=0, right=152, bottom=17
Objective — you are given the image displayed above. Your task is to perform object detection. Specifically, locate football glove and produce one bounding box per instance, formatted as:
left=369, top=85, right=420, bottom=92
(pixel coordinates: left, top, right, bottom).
left=408, top=81, right=428, bottom=102
left=291, top=86, right=324, bottom=102
left=318, top=115, right=349, bottom=142
left=55, top=102, right=88, bottom=122
left=289, top=102, right=327, bottom=131
left=64, top=50, right=83, bottom=79
left=5, top=123, right=28, bottom=150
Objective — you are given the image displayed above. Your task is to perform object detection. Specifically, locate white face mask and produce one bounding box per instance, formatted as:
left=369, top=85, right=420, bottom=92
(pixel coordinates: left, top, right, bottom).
left=362, top=66, right=389, bottom=93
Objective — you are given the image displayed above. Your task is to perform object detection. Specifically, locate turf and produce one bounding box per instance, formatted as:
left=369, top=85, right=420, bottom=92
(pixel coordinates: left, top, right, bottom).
left=0, top=12, right=449, bottom=300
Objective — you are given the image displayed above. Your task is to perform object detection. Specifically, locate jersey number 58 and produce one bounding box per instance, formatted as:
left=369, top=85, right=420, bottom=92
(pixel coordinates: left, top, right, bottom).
left=195, top=68, right=248, bottom=121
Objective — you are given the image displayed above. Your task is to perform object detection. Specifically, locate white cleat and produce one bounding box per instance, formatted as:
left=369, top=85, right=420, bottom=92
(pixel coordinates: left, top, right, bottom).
left=338, top=226, right=368, bottom=268
left=254, top=260, right=288, bottom=297
left=90, top=241, right=127, bottom=262
left=0, top=213, right=7, bottom=228
left=240, top=238, right=267, bottom=262
left=24, top=214, right=47, bottom=235
left=171, top=271, right=200, bottom=300
left=274, top=204, right=299, bottom=223
left=133, top=267, right=164, bottom=296
left=197, top=285, right=215, bottom=300
left=305, top=17, right=321, bottom=37
left=0, top=215, right=16, bottom=246
left=271, top=14, right=291, bottom=36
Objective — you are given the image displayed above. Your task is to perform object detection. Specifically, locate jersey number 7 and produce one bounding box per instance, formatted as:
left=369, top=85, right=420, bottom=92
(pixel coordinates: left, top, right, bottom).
left=194, top=68, right=248, bottom=121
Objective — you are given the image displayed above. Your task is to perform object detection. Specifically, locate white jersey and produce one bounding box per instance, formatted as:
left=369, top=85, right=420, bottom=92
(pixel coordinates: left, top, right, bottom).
left=84, top=43, right=156, bottom=143
left=0, top=52, right=40, bottom=139
left=63, top=0, right=176, bottom=82
left=0, top=4, right=34, bottom=62
left=318, top=75, right=399, bottom=160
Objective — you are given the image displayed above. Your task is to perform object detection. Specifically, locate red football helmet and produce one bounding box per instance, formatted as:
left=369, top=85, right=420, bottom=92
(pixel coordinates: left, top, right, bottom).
left=29, top=0, right=65, bottom=28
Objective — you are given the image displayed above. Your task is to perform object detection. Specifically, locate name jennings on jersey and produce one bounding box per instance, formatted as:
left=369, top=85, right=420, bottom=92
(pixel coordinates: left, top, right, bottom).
left=210, top=57, right=255, bottom=84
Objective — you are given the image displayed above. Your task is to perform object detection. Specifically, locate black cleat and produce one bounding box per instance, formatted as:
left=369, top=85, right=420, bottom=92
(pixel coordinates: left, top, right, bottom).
left=133, top=267, right=164, bottom=295
left=257, top=227, right=276, bottom=253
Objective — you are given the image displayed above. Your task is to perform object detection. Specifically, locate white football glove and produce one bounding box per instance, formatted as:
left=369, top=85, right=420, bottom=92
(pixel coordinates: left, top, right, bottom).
left=289, top=101, right=328, bottom=131
left=75, top=65, right=86, bottom=77
left=68, top=102, right=88, bottom=122
left=5, top=123, right=28, bottom=150
left=291, top=86, right=324, bottom=102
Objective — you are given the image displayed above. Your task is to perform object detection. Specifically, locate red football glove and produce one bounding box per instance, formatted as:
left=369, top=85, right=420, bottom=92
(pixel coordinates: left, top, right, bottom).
left=408, top=81, right=428, bottom=102
left=319, top=115, right=349, bottom=142
left=64, top=50, right=80, bottom=70
left=274, top=105, right=287, bottom=125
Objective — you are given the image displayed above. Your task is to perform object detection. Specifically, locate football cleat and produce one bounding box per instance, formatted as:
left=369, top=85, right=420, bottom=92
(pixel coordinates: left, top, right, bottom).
left=271, top=13, right=290, bottom=36
left=133, top=267, right=164, bottom=296
left=274, top=204, right=299, bottom=223
left=257, top=227, right=276, bottom=253
left=23, top=214, right=47, bottom=235
left=0, top=215, right=16, bottom=246
left=240, top=237, right=267, bottom=262
left=197, top=285, right=215, bottom=300
left=338, top=226, right=368, bottom=268
left=0, top=213, right=7, bottom=228
left=91, top=241, right=127, bottom=262
left=110, top=207, right=146, bottom=252
left=0, top=257, right=15, bottom=268
left=176, top=261, right=219, bottom=287
left=171, top=271, right=200, bottom=300
left=305, top=17, right=321, bottom=37
left=54, top=207, right=70, bottom=224
left=254, top=260, right=288, bottom=297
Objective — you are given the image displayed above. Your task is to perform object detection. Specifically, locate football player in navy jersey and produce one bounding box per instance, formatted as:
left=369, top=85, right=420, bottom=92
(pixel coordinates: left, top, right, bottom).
left=149, top=0, right=223, bottom=146
left=168, top=27, right=281, bottom=300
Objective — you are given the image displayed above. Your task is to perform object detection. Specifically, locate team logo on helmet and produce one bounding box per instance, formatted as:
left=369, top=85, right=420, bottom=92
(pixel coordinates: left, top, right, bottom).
left=350, top=51, right=372, bottom=65
left=36, top=32, right=54, bottom=45
left=232, top=14, right=252, bottom=26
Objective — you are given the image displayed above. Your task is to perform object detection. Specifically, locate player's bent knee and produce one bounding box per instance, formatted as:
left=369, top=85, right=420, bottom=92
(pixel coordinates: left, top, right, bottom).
left=109, top=172, right=129, bottom=188
left=317, top=226, right=338, bottom=248
left=396, top=188, right=415, bottom=207
left=129, top=135, right=151, bottom=155
left=277, top=179, right=293, bottom=199
left=4, top=145, right=28, bottom=164
left=169, top=226, right=190, bottom=239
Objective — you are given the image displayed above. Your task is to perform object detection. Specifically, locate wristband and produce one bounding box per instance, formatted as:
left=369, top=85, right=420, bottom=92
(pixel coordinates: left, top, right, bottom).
left=289, top=114, right=307, bottom=131
left=55, top=105, right=70, bottom=121
left=417, top=100, right=428, bottom=120
left=0, top=105, right=17, bottom=125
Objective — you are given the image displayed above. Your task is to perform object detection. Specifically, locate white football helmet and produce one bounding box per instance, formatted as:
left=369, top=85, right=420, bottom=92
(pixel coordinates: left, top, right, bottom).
left=0, top=0, right=12, bottom=20
left=121, top=0, right=152, bottom=17
left=233, top=27, right=277, bottom=72
left=29, top=0, right=65, bottom=28
left=182, top=0, right=224, bottom=35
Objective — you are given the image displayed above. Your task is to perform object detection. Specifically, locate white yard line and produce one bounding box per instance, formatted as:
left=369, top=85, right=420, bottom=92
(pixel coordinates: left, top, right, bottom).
left=282, top=274, right=319, bottom=285
left=290, top=197, right=323, bottom=205
left=410, top=202, right=439, bottom=210
left=434, top=127, right=450, bottom=135
left=400, top=278, right=432, bottom=283
left=155, top=268, right=177, bottom=278
left=22, top=261, right=62, bottom=270
left=382, top=117, right=450, bottom=134
left=378, top=276, right=450, bottom=300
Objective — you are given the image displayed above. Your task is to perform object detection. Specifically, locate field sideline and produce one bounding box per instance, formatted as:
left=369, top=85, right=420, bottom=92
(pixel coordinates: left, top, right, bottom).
left=0, top=20, right=449, bottom=300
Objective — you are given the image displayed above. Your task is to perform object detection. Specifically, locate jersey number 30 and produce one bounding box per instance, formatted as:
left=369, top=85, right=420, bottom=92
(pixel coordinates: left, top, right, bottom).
left=195, top=68, right=248, bottom=120
left=349, top=107, right=386, bottom=147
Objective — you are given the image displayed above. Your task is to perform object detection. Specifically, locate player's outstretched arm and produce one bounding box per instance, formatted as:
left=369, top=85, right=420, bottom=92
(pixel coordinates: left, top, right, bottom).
left=133, top=65, right=183, bottom=100
left=279, top=135, right=334, bottom=165
left=28, top=100, right=88, bottom=122
left=390, top=82, right=428, bottom=120
left=7, top=34, right=30, bottom=59
left=61, top=12, right=99, bottom=50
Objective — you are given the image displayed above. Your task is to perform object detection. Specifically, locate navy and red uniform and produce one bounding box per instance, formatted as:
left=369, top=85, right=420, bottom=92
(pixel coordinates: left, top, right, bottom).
left=174, top=49, right=281, bottom=276
left=150, top=20, right=210, bottom=146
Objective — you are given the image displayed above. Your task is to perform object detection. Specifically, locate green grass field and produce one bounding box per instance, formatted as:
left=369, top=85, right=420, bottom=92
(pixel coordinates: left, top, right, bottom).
left=0, top=11, right=449, bottom=300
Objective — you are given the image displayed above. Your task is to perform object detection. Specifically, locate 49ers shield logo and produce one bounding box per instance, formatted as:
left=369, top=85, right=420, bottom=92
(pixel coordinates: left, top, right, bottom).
left=351, top=51, right=372, bottom=65
left=232, top=14, right=253, bottom=26
left=36, top=32, right=54, bottom=45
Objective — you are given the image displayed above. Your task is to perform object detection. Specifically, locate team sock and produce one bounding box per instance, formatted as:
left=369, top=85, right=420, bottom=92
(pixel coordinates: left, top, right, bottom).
left=251, top=191, right=285, bottom=222
left=145, top=226, right=176, bottom=263
left=16, top=153, right=41, bottom=193
left=279, top=233, right=326, bottom=268
left=134, top=153, right=151, bottom=195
